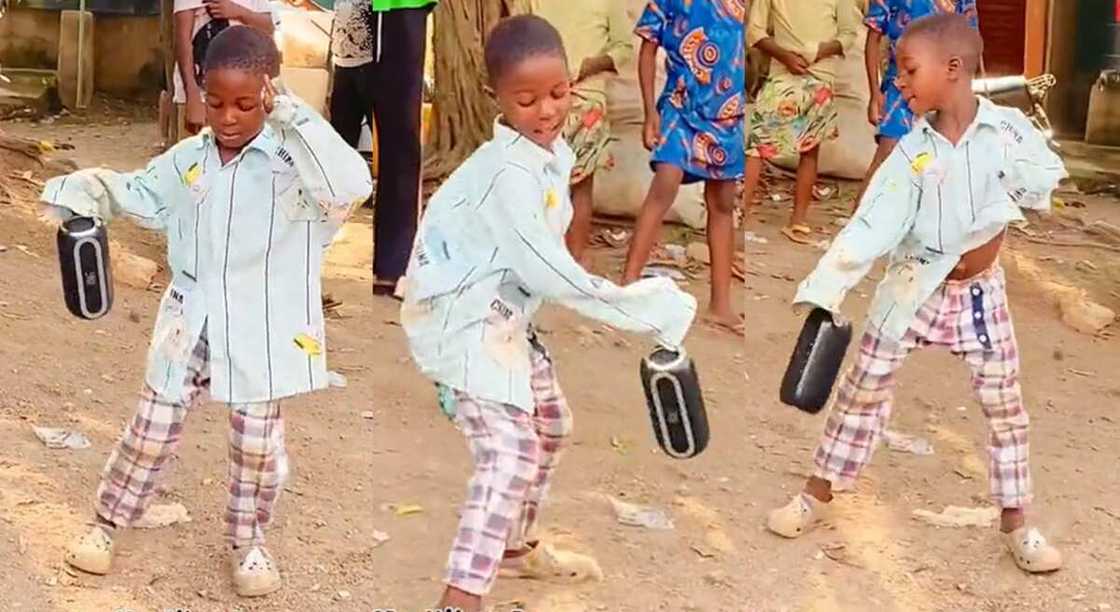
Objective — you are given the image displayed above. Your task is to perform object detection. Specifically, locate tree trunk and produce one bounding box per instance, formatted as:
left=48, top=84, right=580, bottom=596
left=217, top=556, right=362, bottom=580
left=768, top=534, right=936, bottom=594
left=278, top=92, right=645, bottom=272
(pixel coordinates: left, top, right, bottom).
left=423, top=0, right=531, bottom=182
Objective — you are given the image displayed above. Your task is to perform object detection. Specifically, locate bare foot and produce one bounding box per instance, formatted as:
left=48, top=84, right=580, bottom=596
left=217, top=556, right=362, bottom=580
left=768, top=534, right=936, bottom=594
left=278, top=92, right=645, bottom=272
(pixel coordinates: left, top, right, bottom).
left=701, top=311, right=745, bottom=336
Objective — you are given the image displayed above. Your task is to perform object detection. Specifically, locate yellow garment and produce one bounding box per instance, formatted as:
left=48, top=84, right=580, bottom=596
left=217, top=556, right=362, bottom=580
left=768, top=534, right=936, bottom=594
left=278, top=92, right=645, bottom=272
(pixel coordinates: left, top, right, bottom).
left=747, top=0, right=862, bottom=84
left=531, top=0, right=634, bottom=105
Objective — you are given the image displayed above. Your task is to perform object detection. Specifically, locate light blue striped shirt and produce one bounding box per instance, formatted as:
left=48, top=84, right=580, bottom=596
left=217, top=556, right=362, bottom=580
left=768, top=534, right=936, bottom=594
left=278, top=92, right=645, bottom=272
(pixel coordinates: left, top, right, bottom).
left=41, top=96, right=373, bottom=404
left=401, top=121, right=697, bottom=411
left=795, top=97, right=1067, bottom=340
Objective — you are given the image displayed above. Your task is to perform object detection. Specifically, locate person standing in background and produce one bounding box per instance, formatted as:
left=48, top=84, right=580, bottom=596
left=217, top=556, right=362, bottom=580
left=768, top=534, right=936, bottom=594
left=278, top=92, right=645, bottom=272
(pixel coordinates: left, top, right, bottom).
left=531, top=0, right=634, bottom=270
left=369, top=0, right=437, bottom=300
left=173, top=0, right=275, bottom=135
left=328, top=0, right=376, bottom=149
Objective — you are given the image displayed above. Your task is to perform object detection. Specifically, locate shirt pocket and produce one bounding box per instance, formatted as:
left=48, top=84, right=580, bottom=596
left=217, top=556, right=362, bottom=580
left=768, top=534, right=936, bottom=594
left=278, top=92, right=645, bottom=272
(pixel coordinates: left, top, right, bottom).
left=273, top=164, right=323, bottom=223
left=149, top=280, right=195, bottom=364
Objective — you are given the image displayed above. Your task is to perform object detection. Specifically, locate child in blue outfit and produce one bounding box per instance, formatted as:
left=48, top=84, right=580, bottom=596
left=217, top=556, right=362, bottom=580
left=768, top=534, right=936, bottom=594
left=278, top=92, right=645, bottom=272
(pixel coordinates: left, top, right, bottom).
left=853, top=0, right=979, bottom=210
left=621, top=0, right=746, bottom=335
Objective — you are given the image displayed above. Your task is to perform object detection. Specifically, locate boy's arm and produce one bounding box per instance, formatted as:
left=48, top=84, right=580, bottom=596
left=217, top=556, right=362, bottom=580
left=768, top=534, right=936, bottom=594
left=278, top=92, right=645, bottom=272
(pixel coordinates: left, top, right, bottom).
left=174, top=8, right=204, bottom=132
left=40, top=152, right=182, bottom=231
left=748, top=1, right=810, bottom=74
left=202, top=0, right=274, bottom=34
left=483, top=167, right=697, bottom=348
left=794, top=147, right=919, bottom=314
left=995, top=108, right=1067, bottom=212
left=267, top=93, right=374, bottom=229
left=637, top=40, right=658, bottom=122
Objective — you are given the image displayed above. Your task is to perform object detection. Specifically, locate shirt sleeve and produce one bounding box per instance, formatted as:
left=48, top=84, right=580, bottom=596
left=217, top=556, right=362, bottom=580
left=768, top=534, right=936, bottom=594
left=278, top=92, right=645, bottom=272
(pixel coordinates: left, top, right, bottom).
left=794, top=146, right=920, bottom=313
left=864, top=0, right=890, bottom=33
left=604, top=0, right=636, bottom=69
left=267, top=94, right=375, bottom=235
left=39, top=151, right=183, bottom=231
left=746, top=0, right=771, bottom=48
left=836, top=0, right=862, bottom=56
left=634, top=0, right=669, bottom=45
left=481, top=166, right=697, bottom=348
left=995, top=107, right=1067, bottom=212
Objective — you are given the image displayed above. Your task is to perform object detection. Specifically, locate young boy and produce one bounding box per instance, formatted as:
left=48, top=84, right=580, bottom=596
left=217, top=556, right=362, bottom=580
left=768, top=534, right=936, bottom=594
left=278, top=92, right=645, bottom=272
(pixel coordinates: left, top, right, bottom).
left=767, top=15, right=1065, bottom=574
left=42, top=27, right=372, bottom=597
left=400, top=16, right=696, bottom=612
left=531, top=0, right=633, bottom=268
left=852, top=0, right=979, bottom=212
left=620, top=0, right=746, bottom=335
left=740, top=0, right=860, bottom=244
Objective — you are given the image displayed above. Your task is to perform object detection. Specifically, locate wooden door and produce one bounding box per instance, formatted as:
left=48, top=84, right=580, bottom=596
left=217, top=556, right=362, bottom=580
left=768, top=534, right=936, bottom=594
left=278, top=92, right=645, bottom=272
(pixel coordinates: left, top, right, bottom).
left=978, top=0, right=1027, bottom=75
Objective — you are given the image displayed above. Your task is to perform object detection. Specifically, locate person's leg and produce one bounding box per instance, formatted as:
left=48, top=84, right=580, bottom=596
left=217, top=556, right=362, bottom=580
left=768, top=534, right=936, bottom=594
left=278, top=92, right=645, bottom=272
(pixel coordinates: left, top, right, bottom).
left=949, top=269, right=1061, bottom=572
left=851, top=137, right=897, bottom=213
left=740, top=154, right=764, bottom=216
left=565, top=174, right=595, bottom=268
left=67, top=335, right=211, bottom=575
left=226, top=399, right=287, bottom=597
left=621, top=164, right=685, bottom=285
left=439, top=394, right=541, bottom=611
left=328, top=66, right=366, bottom=149
left=369, top=7, right=429, bottom=290
left=789, top=145, right=819, bottom=231
left=703, top=179, right=739, bottom=329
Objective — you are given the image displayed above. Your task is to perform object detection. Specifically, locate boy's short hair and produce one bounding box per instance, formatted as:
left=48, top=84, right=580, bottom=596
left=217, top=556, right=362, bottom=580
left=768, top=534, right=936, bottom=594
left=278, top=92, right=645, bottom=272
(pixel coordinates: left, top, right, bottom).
left=902, top=13, right=984, bottom=74
left=483, top=15, right=567, bottom=86
left=203, top=25, right=281, bottom=79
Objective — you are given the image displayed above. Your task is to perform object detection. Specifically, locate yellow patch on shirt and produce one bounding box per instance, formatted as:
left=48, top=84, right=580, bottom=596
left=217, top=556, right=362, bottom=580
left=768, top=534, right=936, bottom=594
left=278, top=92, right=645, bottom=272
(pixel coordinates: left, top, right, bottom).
left=910, top=152, right=933, bottom=174
left=545, top=188, right=558, bottom=209
left=182, top=163, right=202, bottom=187
left=293, top=333, right=322, bottom=357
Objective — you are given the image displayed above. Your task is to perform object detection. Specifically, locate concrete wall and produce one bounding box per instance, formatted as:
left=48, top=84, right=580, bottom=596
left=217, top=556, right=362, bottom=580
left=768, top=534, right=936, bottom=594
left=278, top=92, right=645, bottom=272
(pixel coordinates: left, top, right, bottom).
left=0, top=7, right=162, bottom=98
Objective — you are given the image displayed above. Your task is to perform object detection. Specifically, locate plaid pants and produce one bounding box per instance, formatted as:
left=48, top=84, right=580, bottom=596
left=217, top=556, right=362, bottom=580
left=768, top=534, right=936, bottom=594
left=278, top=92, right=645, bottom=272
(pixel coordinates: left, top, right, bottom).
left=94, top=330, right=289, bottom=548
left=444, top=345, right=573, bottom=596
left=813, top=265, right=1032, bottom=508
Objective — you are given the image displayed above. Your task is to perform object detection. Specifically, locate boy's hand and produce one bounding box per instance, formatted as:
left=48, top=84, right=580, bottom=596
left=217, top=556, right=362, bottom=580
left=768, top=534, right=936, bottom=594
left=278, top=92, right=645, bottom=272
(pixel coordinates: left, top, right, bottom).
left=642, top=114, right=662, bottom=151
left=778, top=50, right=810, bottom=75
left=575, top=55, right=614, bottom=84
left=867, top=91, right=884, bottom=126
left=203, top=0, right=245, bottom=20
left=39, top=203, right=75, bottom=228
left=264, top=78, right=297, bottom=126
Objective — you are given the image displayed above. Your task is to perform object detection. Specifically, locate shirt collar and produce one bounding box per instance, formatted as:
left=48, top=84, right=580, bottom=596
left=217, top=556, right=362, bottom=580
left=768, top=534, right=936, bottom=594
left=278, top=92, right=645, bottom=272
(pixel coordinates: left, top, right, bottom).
left=492, top=117, right=569, bottom=174
left=915, top=96, right=1004, bottom=143
left=200, top=124, right=279, bottom=163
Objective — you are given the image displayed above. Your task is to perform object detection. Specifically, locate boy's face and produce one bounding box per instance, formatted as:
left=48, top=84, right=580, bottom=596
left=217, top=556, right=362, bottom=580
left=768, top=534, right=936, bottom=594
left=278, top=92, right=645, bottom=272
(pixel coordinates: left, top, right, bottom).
left=204, top=68, right=268, bottom=151
left=895, top=36, right=964, bottom=116
left=491, top=54, right=572, bottom=150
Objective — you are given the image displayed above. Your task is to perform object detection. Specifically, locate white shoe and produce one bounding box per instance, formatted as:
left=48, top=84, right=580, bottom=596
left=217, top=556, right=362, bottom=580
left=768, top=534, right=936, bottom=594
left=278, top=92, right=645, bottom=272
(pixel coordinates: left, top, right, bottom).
left=1003, top=527, right=1062, bottom=573
left=230, top=546, right=282, bottom=597
left=766, top=493, right=829, bottom=538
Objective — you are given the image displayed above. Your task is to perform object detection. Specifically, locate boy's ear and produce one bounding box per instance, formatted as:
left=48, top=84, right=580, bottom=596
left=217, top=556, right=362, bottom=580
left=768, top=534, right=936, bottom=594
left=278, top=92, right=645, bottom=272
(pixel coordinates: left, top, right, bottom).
left=946, top=55, right=963, bottom=80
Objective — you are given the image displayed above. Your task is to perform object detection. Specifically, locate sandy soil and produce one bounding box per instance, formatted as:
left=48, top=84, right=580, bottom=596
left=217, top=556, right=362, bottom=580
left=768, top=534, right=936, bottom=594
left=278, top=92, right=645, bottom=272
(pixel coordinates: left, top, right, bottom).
left=0, top=102, right=1118, bottom=612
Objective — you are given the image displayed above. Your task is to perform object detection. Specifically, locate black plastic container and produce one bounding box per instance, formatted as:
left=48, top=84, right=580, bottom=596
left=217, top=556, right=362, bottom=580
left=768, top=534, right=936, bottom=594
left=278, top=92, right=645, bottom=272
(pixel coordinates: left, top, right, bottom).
left=57, top=216, right=113, bottom=320
left=780, top=307, right=852, bottom=414
left=640, top=347, right=709, bottom=459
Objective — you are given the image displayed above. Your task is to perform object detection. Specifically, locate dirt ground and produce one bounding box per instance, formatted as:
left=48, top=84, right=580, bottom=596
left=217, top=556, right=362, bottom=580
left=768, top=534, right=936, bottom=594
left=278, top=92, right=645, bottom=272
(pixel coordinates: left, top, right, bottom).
left=1, top=101, right=1118, bottom=612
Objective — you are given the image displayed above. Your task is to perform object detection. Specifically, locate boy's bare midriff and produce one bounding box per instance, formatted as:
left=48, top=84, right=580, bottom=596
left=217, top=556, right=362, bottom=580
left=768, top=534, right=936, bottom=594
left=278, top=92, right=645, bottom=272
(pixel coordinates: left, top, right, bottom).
left=947, top=230, right=1005, bottom=281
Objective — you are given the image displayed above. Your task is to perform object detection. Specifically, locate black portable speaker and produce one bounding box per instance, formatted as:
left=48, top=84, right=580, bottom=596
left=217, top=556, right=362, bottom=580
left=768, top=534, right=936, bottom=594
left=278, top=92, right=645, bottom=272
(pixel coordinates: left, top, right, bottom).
left=780, top=307, right=852, bottom=414
left=640, top=347, right=709, bottom=459
left=57, top=216, right=113, bottom=320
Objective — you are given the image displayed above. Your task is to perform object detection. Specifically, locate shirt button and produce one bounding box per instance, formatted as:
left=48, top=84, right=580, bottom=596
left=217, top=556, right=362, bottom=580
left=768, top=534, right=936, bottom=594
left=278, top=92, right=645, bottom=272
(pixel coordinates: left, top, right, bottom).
left=974, top=311, right=982, bottom=320
left=979, top=334, right=989, bottom=343
left=972, top=287, right=982, bottom=296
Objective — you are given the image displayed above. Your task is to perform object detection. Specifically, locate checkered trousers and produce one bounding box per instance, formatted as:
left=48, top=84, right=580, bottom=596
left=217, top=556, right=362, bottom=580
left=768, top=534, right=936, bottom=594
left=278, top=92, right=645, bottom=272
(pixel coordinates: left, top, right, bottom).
left=812, top=265, right=1032, bottom=508
left=444, top=344, right=573, bottom=596
left=94, top=330, right=289, bottom=548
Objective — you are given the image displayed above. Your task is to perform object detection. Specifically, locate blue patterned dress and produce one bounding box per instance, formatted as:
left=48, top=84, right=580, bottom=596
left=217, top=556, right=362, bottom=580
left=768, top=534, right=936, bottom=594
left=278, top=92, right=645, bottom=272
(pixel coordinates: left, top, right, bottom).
left=866, top=0, right=979, bottom=139
left=635, top=0, right=746, bottom=183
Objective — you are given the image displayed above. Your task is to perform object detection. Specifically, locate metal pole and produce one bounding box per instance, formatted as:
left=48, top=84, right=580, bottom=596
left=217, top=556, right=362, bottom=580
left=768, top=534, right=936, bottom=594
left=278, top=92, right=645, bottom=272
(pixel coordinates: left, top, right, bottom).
left=76, top=0, right=87, bottom=109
